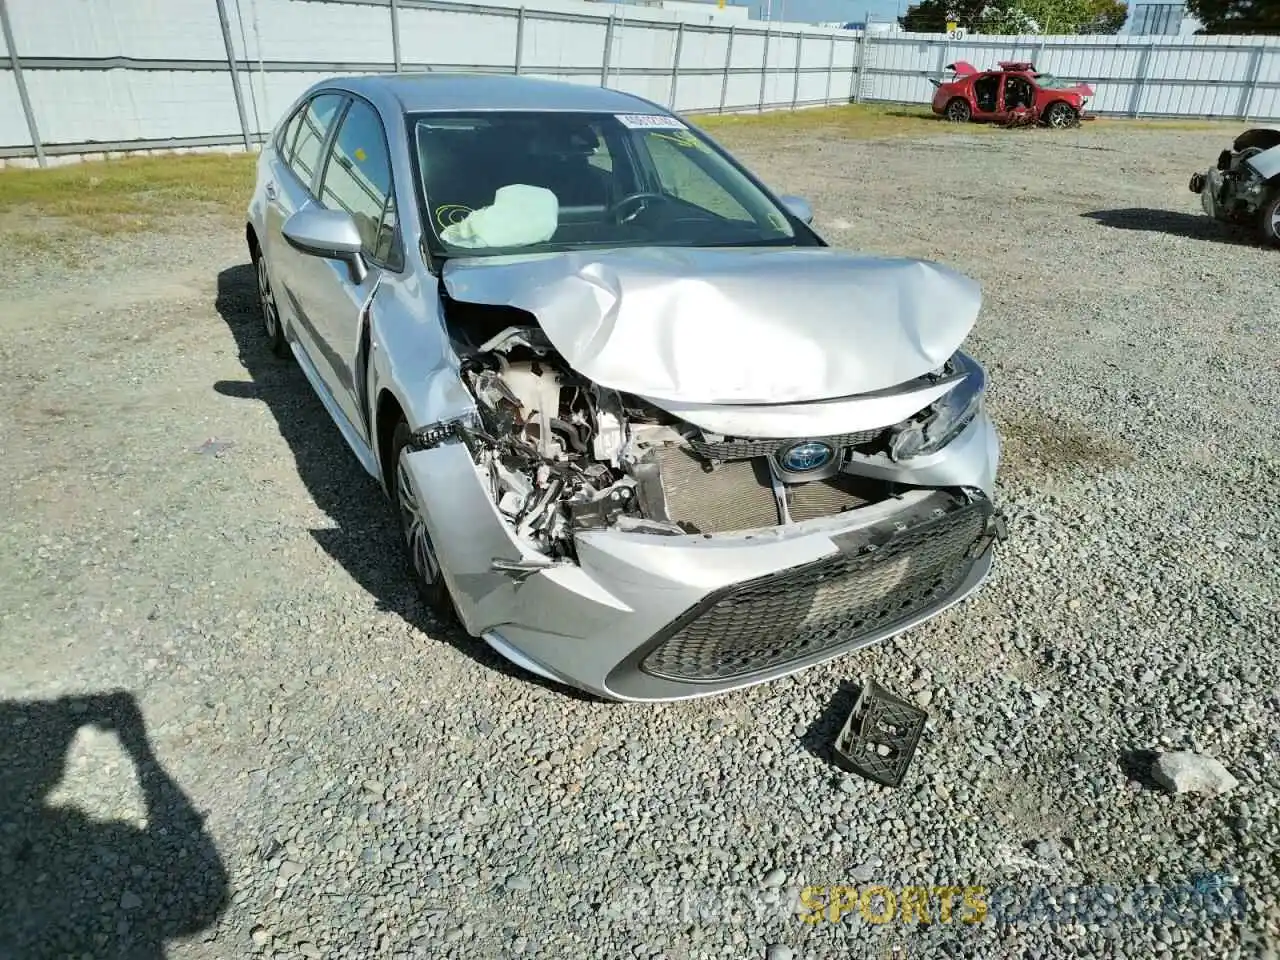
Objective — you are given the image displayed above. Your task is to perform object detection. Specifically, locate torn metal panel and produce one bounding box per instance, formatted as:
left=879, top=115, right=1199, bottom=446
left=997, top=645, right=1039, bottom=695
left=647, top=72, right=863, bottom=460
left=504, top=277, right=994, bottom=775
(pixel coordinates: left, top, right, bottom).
left=441, top=247, right=982, bottom=405
left=1244, top=142, right=1280, bottom=182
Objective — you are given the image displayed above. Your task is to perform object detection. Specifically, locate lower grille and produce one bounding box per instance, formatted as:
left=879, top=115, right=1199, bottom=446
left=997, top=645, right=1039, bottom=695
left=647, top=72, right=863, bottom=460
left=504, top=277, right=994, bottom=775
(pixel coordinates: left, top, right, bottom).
left=639, top=495, right=992, bottom=683
left=689, top=430, right=883, bottom=462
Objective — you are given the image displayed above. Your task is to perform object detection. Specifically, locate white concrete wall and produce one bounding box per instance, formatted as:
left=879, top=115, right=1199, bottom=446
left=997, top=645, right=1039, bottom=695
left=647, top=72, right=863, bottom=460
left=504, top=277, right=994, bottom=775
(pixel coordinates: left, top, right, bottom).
left=1, top=0, right=1279, bottom=160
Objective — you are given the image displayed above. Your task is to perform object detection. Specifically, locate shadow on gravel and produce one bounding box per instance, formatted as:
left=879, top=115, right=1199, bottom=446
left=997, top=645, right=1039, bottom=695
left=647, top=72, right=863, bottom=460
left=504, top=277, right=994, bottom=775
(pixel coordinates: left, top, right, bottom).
left=799, top=679, right=862, bottom=767
left=213, top=263, right=606, bottom=703
left=1119, top=748, right=1163, bottom=790
left=0, top=691, right=228, bottom=959
left=1081, top=208, right=1261, bottom=246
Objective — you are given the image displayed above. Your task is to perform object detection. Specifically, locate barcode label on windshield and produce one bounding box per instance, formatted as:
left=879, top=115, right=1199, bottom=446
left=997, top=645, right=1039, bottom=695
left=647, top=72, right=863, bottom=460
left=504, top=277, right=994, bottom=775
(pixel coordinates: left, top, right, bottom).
left=616, top=113, right=687, bottom=130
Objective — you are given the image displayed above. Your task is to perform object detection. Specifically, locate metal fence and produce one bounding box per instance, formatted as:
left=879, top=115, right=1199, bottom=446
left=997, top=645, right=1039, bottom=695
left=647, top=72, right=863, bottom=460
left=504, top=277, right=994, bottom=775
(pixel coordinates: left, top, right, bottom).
left=2, top=0, right=1279, bottom=166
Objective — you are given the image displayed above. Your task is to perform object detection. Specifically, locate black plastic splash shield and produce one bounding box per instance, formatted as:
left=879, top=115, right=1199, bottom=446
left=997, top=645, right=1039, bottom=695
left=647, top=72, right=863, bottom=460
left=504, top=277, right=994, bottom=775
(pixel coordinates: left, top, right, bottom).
left=833, top=678, right=928, bottom=788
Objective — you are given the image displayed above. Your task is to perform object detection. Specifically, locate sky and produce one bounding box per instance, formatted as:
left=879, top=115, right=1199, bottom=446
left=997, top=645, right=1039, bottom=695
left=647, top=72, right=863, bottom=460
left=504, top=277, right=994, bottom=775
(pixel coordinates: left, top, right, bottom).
left=740, top=0, right=909, bottom=25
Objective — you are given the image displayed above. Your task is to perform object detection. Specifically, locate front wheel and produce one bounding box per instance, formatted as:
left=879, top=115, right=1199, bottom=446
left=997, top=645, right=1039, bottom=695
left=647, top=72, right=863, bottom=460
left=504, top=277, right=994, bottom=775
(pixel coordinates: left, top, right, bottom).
left=945, top=98, right=971, bottom=123
left=1258, top=193, right=1280, bottom=247
left=389, top=419, right=458, bottom=622
left=1044, top=102, right=1078, bottom=129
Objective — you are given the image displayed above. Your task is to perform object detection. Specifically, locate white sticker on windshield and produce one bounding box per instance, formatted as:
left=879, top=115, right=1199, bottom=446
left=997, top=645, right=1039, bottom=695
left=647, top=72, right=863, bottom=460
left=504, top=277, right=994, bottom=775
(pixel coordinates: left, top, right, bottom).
left=616, top=113, right=687, bottom=130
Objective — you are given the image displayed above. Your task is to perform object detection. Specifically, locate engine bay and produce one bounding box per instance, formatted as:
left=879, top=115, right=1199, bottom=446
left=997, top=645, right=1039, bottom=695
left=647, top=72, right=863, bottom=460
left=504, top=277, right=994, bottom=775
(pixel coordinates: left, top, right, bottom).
left=441, top=298, right=909, bottom=559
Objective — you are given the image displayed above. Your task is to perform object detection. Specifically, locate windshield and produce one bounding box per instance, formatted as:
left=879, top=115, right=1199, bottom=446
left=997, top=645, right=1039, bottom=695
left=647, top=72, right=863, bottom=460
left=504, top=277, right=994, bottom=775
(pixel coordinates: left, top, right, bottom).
left=410, top=111, right=807, bottom=257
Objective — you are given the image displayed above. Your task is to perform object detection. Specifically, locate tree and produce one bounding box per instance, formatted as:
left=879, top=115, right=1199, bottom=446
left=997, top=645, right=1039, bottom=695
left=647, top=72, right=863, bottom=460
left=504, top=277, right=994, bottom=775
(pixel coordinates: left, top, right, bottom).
left=898, top=0, right=1127, bottom=32
left=1186, top=0, right=1280, bottom=33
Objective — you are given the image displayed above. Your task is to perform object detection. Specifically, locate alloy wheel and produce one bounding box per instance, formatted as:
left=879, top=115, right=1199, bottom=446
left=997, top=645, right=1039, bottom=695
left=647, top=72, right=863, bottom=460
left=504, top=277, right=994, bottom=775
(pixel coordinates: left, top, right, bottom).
left=396, top=453, right=440, bottom=587
left=257, top=255, right=279, bottom=340
left=1047, top=104, right=1076, bottom=129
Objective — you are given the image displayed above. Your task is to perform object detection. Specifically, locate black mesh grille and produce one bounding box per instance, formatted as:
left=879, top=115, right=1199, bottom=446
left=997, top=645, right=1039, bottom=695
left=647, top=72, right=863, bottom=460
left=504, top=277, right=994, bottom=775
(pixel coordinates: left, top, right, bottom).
left=639, top=497, right=991, bottom=683
left=689, top=430, right=884, bottom=462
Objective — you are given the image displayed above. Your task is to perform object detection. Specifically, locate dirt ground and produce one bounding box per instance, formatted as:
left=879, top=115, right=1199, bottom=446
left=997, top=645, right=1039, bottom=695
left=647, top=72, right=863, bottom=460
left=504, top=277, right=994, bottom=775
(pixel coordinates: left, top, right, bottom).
left=2, top=120, right=1278, bottom=959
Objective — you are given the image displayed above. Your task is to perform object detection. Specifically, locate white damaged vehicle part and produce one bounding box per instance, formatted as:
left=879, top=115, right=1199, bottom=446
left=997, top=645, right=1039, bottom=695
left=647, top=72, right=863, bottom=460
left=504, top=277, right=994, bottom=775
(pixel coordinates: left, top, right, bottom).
left=440, top=246, right=983, bottom=405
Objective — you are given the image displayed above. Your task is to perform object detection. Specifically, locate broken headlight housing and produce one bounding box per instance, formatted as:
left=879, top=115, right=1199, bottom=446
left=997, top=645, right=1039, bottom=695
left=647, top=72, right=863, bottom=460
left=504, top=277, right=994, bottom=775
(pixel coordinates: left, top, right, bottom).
left=887, top=351, right=985, bottom=462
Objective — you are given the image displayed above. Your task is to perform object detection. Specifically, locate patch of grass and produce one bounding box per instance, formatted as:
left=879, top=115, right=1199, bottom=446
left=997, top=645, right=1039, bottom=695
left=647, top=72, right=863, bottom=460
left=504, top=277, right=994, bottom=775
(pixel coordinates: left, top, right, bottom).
left=687, top=103, right=972, bottom=139
left=0, top=152, right=256, bottom=236
left=687, top=102, right=1240, bottom=139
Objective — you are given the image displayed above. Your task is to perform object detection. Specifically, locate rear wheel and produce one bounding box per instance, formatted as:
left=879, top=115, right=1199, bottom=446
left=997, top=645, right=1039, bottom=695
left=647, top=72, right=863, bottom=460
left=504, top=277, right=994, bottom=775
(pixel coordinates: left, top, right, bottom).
left=253, top=247, right=288, bottom=357
left=945, top=98, right=971, bottom=123
left=389, top=419, right=458, bottom=622
left=1044, top=102, right=1078, bottom=129
left=1259, top=193, right=1280, bottom=247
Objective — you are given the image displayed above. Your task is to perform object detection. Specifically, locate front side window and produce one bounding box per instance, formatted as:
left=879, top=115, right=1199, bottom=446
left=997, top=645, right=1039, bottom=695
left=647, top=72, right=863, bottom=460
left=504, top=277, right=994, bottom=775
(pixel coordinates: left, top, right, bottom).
left=318, top=98, right=398, bottom=265
left=288, top=93, right=346, bottom=189
left=412, top=110, right=808, bottom=258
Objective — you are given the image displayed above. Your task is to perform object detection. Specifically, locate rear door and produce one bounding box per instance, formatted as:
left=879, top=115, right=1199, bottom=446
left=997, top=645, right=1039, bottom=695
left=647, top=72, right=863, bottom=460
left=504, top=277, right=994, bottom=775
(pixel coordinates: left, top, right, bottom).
left=971, top=72, right=1001, bottom=119
left=263, top=92, right=348, bottom=361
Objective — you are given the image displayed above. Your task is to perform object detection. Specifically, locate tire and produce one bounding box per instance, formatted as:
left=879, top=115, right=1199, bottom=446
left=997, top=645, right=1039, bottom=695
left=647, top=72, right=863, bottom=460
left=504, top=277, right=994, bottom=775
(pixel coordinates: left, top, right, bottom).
left=253, top=247, right=288, bottom=357
left=1044, top=102, right=1078, bottom=130
left=389, top=418, right=458, bottom=622
left=1259, top=192, right=1280, bottom=247
left=944, top=98, right=971, bottom=123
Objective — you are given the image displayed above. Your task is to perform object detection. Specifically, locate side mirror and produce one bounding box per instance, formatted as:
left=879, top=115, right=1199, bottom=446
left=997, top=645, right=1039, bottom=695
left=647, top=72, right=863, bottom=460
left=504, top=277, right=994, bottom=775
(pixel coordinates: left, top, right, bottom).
left=779, top=194, right=814, bottom=225
left=282, top=207, right=367, bottom=283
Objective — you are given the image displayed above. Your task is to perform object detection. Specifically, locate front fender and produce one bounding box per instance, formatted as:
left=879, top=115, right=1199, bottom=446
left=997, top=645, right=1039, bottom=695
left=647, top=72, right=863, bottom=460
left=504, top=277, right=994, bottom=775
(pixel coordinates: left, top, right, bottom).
left=367, top=271, right=476, bottom=485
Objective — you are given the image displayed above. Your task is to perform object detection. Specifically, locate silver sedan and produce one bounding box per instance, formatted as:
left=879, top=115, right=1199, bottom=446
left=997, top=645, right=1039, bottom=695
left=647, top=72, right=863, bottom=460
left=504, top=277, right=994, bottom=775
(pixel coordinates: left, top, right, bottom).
left=245, top=72, right=1007, bottom=702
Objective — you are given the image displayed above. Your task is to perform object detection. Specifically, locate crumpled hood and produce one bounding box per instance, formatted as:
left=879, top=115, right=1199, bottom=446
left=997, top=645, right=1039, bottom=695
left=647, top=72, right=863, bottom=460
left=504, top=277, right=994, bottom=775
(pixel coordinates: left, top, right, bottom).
left=441, top=246, right=982, bottom=405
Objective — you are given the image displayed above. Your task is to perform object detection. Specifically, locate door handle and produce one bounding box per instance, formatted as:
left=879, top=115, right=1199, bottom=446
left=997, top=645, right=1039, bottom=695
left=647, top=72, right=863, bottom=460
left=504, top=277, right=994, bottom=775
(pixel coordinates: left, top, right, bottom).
left=265, top=181, right=277, bottom=200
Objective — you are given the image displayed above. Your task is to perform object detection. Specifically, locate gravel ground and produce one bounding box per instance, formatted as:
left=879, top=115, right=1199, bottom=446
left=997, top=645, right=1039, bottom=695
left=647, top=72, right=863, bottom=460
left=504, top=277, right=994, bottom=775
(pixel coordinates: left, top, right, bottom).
left=2, top=121, right=1278, bottom=960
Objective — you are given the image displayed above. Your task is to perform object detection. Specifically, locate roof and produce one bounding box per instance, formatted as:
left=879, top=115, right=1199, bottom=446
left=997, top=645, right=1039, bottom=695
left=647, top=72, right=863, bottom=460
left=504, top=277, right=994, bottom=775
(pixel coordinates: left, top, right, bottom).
left=334, top=72, right=668, bottom=116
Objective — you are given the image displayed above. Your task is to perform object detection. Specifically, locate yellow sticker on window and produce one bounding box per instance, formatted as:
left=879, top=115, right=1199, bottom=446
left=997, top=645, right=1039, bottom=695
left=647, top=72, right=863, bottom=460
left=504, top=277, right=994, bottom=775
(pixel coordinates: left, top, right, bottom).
left=435, top=204, right=473, bottom=229
left=652, top=130, right=706, bottom=151
left=354, top=147, right=367, bottom=162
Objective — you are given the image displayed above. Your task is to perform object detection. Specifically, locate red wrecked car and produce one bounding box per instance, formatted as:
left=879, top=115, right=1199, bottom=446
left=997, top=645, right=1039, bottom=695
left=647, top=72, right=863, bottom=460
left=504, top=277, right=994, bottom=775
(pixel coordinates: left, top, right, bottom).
left=930, top=61, right=1095, bottom=129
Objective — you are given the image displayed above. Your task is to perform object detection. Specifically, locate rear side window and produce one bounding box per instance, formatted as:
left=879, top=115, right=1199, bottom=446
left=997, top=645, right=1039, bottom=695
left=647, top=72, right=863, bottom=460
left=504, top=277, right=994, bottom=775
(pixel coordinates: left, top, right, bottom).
left=277, top=106, right=305, bottom=162
left=319, top=98, right=400, bottom=267
left=287, top=93, right=346, bottom=189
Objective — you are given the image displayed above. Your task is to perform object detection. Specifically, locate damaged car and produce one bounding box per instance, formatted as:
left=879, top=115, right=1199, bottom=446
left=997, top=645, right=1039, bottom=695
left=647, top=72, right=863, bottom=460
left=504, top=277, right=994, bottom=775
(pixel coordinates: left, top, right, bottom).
left=930, top=60, right=1094, bottom=128
left=245, top=73, right=1007, bottom=702
left=1189, top=127, right=1280, bottom=246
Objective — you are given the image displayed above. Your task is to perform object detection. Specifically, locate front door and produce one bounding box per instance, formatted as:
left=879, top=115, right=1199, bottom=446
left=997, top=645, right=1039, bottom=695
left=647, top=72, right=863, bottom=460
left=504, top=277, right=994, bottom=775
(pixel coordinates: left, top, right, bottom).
left=283, top=95, right=402, bottom=442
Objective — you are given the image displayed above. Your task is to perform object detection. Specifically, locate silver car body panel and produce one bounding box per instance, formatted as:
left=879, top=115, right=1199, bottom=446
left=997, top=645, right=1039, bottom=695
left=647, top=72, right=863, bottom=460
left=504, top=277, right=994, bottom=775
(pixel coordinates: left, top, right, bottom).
left=245, top=72, right=1005, bottom=702
left=440, top=247, right=982, bottom=404
left=1244, top=142, right=1280, bottom=181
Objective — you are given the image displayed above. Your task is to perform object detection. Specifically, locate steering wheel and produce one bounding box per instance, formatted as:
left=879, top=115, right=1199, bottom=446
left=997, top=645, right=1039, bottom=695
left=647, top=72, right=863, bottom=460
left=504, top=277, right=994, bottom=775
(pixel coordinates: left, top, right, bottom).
left=607, top=191, right=667, bottom=224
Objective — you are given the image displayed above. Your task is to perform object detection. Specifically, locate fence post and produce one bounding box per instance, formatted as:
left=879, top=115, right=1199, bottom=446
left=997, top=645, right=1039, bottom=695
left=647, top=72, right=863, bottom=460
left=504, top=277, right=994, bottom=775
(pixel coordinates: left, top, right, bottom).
left=790, top=32, right=802, bottom=109
left=0, top=0, right=43, bottom=166
left=824, top=33, right=835, bottom=104
left=1128, top=41, right=1155, bottom=118
left=601, top=13, right=615, bottom=88
left=852, top=30, right=870, bottom=103
left=669, top=22, right=685, bottom=109
left=514, top=7, right=525, bottom=75
left=390, top=0, right=402, bottom=72
left=759, top=25, right=771, bottom=111
left=214, top=0, right=253, bottom=150
left=719, top=25, right=735, bottom=113
left=1238, top=44, right=1264, bottom=120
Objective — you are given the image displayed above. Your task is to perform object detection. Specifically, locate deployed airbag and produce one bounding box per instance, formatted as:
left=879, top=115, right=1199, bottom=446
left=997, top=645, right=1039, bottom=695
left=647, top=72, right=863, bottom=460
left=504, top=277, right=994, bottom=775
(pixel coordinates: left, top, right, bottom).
left=441, top=184, right=559, bottom=249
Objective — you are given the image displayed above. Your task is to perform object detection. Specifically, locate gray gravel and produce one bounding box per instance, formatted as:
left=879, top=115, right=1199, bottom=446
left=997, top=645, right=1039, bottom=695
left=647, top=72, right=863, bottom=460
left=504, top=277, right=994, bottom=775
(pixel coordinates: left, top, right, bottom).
left=2, top=121, right=1279, bottom=959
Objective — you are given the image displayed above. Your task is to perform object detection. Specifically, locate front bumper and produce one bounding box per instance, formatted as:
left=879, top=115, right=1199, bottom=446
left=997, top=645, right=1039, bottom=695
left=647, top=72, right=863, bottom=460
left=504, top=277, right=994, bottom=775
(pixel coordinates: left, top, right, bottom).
left=485, top=488, right=1003, bottom=702
left=407, top=411, right=1005, bottom=703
